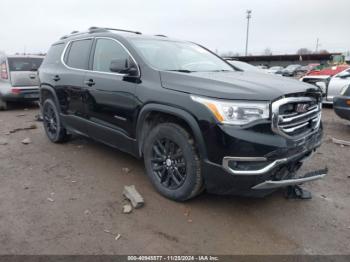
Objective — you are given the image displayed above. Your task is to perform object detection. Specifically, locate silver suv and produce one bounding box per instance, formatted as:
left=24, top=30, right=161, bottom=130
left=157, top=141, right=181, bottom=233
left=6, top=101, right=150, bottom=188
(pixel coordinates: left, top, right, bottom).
left=0, top=55, right=44, bottom=110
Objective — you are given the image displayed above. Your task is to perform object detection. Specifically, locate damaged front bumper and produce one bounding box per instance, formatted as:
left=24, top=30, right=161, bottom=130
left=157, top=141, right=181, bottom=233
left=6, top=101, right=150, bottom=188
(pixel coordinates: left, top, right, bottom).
left=201, top=129, right=325, bottom=197
left=252, top=168, right=327, bottom=190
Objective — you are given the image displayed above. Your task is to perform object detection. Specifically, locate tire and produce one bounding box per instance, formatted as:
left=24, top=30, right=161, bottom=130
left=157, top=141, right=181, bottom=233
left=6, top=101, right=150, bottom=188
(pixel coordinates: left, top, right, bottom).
left=42, top=98, right=70, bottom=143
left=143, top=123, right=203, bottom=201
left=0, top=98, right=7, bottom=110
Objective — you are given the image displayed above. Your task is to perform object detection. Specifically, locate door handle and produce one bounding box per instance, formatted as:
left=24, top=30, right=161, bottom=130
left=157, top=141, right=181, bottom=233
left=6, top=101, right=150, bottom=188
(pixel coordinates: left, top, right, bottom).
left=84, top=79, right=95, bottom=86
left=52, top=75, right=60, bottom=81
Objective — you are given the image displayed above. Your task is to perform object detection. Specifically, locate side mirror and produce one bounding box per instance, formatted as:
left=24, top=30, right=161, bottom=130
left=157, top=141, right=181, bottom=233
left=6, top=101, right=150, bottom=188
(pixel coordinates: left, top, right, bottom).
left=110, top=58, right=139, bottom=77
left=110, top=59, right=129, bottom=73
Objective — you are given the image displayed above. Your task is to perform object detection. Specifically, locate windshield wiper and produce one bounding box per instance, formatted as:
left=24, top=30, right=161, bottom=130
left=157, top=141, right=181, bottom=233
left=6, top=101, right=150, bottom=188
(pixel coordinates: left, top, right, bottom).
left=166, top=69, right=194, bottom=73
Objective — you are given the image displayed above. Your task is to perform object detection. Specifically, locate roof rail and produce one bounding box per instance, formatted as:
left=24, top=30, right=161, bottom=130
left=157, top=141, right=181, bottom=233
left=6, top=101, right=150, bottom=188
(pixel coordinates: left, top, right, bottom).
left=154, top=34, right=167, bottom=37
left=59, top=30, right=87, bottom=40
left=88, top=26, right=142, bottom=35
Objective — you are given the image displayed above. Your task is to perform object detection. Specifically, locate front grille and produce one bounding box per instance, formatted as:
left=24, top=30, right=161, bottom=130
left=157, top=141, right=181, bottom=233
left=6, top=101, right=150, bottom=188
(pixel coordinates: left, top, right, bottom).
left=271, top=96, right=321, bottom=139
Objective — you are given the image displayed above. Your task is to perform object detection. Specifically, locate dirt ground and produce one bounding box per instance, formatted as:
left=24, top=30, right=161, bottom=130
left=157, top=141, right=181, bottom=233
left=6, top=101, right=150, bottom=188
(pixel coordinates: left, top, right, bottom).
left=0, top=103, right=349, bottom=255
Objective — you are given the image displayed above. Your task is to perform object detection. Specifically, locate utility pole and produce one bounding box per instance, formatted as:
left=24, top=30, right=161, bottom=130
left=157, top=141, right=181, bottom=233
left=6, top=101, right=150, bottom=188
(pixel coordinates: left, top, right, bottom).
left=245, top=10, right=252, bottom=56
left=315, top=38, right=319, bottom=53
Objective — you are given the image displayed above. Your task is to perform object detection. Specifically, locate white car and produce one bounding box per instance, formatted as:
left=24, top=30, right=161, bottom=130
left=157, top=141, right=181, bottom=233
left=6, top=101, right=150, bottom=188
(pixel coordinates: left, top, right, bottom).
left=322, top=68, right=350, bottom=104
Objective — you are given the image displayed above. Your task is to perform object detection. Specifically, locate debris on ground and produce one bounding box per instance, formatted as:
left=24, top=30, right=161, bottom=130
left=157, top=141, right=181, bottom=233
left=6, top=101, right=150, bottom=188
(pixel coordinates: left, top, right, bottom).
left=47, top=197, right=54, bottom=202
left=123, top=185, right=144, bottom=208
left=0, top=138, right=8, bottom=145
left=84, top=209, right=91, bottom=216
left=123, top=204, right=133, bottom=214
left=115, top=234, right=121, bottom=241
left=34, top=114, right=43, bottom=122
left=16, top=114, right=26, bottom=117
left=188, top=219, right=193, bottom=223
left=9, top=124, right=37, bottom=134
left=332, top=137, right=350, bottom=147
left=321, top=194, right=327, bottom=199
left=71, top=180, right=77, bottom=183
left=122, top=167, right=131, bottom=174
left=22, top=137, right=32, bottom=144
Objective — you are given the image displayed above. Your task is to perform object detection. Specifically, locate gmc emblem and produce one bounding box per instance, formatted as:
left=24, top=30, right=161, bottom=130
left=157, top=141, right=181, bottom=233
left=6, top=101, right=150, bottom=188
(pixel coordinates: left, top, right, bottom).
left=296, top=103, right=309, bottom=113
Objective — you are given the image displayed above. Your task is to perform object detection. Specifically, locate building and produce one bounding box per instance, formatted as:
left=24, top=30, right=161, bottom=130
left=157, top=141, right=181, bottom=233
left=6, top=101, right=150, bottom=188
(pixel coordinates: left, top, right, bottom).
left=224, top=53, right=343, bottom=67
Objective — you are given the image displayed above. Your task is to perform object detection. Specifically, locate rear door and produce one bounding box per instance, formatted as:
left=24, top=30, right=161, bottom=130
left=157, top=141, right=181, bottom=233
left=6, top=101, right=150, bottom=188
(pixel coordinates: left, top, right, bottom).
left=83, top=37, right=140, bottom=152
left=58, top=38, right=93, bottom=132
left=8, top=57, right=43, bottom=88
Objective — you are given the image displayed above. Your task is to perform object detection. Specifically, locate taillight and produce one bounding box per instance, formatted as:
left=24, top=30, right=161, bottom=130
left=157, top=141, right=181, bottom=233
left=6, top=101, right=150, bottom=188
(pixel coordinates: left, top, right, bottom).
left=11, top=88, right=21, bottom=94
left=1, top=62, right=8, bottom=79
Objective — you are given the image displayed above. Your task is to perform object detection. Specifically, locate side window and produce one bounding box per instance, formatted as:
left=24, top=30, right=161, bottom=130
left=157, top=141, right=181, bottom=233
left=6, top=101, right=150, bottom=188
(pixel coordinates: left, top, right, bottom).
left=65, top=39, right=92, bottom=70
left=43, top=43, right=65, bottom=65
left=92, top=38, right=131, bottom=73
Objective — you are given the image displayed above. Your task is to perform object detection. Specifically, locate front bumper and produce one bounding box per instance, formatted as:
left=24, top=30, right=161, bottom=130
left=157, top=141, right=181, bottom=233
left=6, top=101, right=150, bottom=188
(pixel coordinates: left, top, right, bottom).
left=201, top=126, right=324, bottom=197
left=334, top=96, right=350, bottom=121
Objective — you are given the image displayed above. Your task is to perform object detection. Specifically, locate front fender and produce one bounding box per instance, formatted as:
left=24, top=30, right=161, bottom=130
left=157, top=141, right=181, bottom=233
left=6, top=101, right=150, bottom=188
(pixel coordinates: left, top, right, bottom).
left=136, top=103, right=207, bottom=160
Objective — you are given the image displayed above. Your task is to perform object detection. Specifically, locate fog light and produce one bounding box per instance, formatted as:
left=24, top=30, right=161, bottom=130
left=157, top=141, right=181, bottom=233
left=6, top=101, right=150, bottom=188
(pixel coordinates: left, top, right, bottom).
left=346, top=100, right=350, bottom=106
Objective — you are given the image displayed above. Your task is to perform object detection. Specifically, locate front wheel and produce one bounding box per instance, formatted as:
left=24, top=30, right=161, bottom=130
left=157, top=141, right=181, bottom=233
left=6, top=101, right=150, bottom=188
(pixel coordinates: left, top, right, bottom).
left=42, top=99, right=70, bottom=143
left=143, top=123, right=204, bottom=201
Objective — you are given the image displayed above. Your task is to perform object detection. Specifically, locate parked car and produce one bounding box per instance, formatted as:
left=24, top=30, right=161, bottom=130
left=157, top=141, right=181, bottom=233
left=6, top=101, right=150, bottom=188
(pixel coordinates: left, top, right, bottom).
left=295, top=64, right=320, bottom=79
left=267, top=66, right=284, bottom=75
left=0, top=55, right=43, bottom=110
left=301, top=65, right=350, bottom=99
left=282, top=64, right=302, bottom=77
left=323, top=68, right=350, bottom=104
left=226, top=60, right=266, bottom=73
left=334, top=84, right=350, bottom=121
left=39, top=27, right=325, bottom=201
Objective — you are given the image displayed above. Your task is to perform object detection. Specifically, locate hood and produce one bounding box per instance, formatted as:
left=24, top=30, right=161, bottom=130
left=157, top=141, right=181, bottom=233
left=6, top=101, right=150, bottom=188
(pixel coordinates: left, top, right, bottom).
left=160, top=71, right=318, bottom=101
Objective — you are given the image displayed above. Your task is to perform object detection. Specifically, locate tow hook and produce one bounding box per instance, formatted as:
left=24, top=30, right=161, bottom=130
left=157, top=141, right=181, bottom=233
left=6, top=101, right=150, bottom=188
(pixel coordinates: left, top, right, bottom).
left=285, top=167, right=328, bottom=200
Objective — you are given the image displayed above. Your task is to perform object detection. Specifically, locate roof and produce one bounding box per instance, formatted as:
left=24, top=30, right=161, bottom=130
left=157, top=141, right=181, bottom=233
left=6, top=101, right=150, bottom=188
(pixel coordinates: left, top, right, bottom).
left=3, top=55, right=45, bottom=59
left=58, top=27, right=183, bottom=43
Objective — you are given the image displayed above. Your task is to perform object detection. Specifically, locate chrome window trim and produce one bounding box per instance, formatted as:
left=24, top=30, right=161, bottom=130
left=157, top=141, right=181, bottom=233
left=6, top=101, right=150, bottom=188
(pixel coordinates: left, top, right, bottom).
left=61, top=37, right=141, bottom=77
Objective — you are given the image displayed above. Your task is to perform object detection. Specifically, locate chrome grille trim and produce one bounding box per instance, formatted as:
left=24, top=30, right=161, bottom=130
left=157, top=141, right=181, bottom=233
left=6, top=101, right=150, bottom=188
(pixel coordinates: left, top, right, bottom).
left=271, top=97, right=322, bottom=140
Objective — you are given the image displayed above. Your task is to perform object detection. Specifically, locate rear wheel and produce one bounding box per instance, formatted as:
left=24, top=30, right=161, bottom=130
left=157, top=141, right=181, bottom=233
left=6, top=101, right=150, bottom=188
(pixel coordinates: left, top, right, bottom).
left=42, top=99, right=70, bottom=143
left=143, top=123, right=203, bottom=201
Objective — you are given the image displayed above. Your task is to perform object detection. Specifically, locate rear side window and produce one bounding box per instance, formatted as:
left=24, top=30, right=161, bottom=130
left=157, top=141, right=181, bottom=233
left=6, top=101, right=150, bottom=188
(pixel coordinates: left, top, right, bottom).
left=8, top=58, right=43, bottom=72
left=43, top=44, right=64, bottom=65
left=65, top=39, right=92, bottom=70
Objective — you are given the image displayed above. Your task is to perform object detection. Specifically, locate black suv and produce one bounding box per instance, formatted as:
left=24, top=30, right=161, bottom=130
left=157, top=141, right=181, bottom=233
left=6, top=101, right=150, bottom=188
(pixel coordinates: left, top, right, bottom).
left=39, top=27, right=326, bottom=201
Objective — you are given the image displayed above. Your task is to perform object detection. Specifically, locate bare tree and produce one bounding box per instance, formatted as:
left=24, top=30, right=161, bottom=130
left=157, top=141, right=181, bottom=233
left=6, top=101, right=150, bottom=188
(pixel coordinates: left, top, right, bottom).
left=296, top=48, right=312, bottom=55
left=263, top=48, right=272, bottom=56
left=318, top=49, right=329, bottom=54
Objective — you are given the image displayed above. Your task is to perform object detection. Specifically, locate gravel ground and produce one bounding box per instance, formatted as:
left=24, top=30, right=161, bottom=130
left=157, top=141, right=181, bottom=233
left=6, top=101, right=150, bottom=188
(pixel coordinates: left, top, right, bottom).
left=0, top=103, right=349, bottom=255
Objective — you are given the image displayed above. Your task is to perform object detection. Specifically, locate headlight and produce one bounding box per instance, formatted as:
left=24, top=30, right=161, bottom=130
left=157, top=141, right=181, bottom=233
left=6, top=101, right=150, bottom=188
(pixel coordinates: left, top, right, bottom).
left=340, top=85, right=349, bottom=96
left=191, top=95, right=270, bottom=125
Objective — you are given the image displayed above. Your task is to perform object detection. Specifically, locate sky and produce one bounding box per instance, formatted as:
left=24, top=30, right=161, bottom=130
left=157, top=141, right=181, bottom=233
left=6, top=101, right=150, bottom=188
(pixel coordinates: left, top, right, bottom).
left=0, top=0, right=349, bottom=56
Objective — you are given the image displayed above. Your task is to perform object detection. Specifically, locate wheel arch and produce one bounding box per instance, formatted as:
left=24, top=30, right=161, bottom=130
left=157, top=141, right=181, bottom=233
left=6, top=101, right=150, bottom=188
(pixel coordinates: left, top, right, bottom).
left=40, top=85, right=61, bottom=113
left=136, top=103, right=207, bottom=160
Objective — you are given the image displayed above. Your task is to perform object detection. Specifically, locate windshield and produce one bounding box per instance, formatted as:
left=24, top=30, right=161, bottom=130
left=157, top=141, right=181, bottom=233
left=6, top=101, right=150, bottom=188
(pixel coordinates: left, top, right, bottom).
left=129, top=39, right=234, bottom=72
left=228, top=61, right=261, bottom=72
left=286, top=65, right=300, bottom=70
left=8, top=57, right=43, bottom=71
left=270, top=66, right=282, bottom=70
